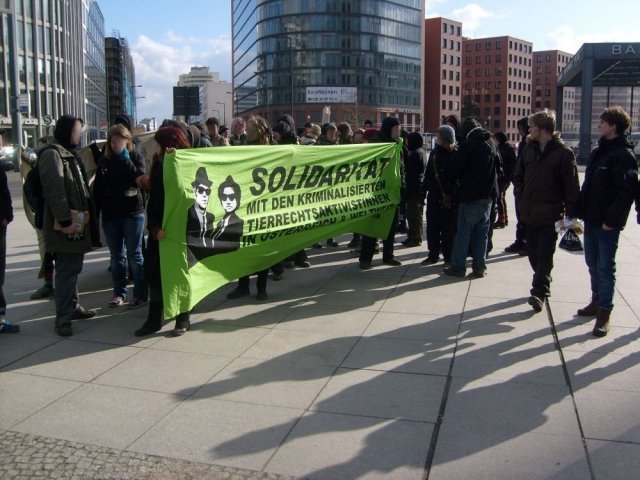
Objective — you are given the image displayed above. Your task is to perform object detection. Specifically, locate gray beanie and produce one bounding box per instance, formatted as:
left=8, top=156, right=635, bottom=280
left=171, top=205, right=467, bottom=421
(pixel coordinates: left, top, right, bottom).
left=437, top=124, right=456, bottom=145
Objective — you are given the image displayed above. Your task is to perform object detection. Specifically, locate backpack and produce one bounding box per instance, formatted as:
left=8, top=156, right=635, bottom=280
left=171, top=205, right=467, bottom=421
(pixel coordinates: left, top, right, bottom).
left=23, top=146, right=55, bottom=229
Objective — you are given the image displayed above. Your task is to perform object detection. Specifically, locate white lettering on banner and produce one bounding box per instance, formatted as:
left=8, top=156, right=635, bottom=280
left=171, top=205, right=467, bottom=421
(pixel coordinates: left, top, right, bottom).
left=306, top=86, right=357, bottom=104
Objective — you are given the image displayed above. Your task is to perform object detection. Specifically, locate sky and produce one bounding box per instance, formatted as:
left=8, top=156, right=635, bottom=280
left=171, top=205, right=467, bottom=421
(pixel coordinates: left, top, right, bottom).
left=99, top=0, right=640, bottom=124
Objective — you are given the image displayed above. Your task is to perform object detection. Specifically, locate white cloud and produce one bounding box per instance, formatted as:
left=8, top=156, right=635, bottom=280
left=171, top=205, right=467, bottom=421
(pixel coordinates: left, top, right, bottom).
left=451, top=3, right=501, bottom=35
left=425, top=0, right=449, bottom=18
left=130, top=33, right=232, bottom=123
left=544, top=25, right=638, bottom=54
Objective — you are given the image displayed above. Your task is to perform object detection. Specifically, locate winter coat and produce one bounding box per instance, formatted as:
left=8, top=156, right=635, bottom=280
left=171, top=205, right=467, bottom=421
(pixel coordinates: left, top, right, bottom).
left=405, top=147, right=427, bottom=200
left=144, top=157, right=165, bottom=287
left=514, top=136, right=579, bottom=227
left=575, top=136, right=638, bottom=230
left=0, top=168, right=12, bottom=223
left=453, top=127, right=500, bottom=203
left=37, top=143, right=95, bottom=254
left=498, top=142, right=518, bottom=184
left=93, top=149, right=146, bottom=221
left=422, top=145, right=457, bottom=202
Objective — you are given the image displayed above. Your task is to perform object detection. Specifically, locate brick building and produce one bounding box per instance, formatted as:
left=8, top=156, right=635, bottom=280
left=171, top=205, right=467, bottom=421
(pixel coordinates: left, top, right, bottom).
left=462, top=36, right=533, bottom=142
left=423, top=17, right=462, bottom=132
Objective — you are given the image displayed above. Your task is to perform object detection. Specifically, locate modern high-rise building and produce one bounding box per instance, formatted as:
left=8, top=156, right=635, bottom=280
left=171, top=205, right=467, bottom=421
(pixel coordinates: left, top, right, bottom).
left=423, top=17, right=462, bottom=132
left=0, top=0, right=106, bottom=145
left=176, top=67, right=233, bottom=126
left=138, top=117, right=157, bottom=132
left=83, top=0, right=107, bottom=140
left=462, top=36, right=533, bottom=142
left=232, top=0, right=425, bottom=130
left=105, top=34, right=137, bottom=126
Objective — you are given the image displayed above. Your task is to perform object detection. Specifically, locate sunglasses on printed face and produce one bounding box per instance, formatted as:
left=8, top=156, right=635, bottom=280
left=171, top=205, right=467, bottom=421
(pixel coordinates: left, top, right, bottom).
left=196, top=186, right=211, bottom=195
left=221, top=194, right=237, bottom=201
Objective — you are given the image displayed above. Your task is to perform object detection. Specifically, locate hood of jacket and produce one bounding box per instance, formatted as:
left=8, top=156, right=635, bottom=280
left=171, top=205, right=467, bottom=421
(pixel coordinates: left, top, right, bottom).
left=597, top=135, right=635, bottom=151
left=113, top=114, right=134, bottom=132
left=53, top=115, right=83, bottom=151
left=466, top=126, right=491, bottom=144
left=379, top=117, right=400, bottom=142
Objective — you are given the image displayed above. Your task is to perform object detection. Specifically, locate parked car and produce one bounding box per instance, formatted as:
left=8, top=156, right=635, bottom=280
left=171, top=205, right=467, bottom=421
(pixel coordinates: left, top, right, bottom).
left=0, top=145, right=19, bottom=171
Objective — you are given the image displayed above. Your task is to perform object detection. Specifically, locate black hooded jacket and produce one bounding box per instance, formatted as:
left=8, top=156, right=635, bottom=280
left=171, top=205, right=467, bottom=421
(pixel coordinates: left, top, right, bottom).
left=575, top=135, right=638, bottom=230
left=453, top=127, right=500, bottom=202
left=54, top=115, right=83, bottom=152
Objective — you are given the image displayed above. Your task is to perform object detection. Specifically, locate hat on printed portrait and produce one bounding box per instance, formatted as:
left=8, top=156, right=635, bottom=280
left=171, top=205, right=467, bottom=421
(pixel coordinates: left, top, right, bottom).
left=192, top=167, right=213, bottom=188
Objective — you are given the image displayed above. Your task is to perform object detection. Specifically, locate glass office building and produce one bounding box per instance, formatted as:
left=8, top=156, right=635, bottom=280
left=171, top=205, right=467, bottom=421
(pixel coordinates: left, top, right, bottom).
left=232, top=0, right=424, bottom=130
left=0, top=0, right=105, bottom=146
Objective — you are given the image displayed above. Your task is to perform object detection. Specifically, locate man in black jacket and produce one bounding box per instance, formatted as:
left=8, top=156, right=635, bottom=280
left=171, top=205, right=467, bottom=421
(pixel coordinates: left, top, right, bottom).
left=574, top=106, right=638, bottom=337
left=514, top=109, right=579, bottom=312
left=444, top=118, right=499, bottom=278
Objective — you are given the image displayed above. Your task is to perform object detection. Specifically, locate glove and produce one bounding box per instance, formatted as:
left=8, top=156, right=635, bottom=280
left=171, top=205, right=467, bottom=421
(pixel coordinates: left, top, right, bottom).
left=120, top=148, right=130, bottom=161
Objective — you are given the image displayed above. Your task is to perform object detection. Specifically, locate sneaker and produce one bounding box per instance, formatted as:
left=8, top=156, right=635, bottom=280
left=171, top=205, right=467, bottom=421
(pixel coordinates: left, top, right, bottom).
left=312, top=242, right=323, bottom=249
left=55, top=323, right=73, bottom=337
left=295, top=260, right=311, bottom=268
left=127, top=297, right=147, bottom=309
left=30, top=285, right=54, bottom=299
left=528, top=295, right=544, bottom=312
left=71, top=307, right=97, bottom=320
left=109, top=296, right=126, bottom=307
left=402, top=239, right=422, bottom=247
left=472, top=269, right=487, bottom=278
left=504, top=242, right=525, bottom=254
left=493, top=221, right=507, bottom=229
left=326, top=239, right=339, bottom=247
left=0, top=320, right=20, bottom=333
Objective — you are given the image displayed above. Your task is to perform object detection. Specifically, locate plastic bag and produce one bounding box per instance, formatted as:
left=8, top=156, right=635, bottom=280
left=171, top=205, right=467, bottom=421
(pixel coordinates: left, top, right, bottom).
left=559, top=229, right=583, bottom=252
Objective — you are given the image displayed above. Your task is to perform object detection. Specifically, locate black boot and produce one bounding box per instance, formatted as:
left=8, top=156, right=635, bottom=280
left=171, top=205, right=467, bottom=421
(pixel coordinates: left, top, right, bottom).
left=169, top=312, right=190, bottom=337
left=577, top=293, right=599, bottom=317
left=134, top=302, right=163, bottom=336
left=592, top=307, right=612, bottom=337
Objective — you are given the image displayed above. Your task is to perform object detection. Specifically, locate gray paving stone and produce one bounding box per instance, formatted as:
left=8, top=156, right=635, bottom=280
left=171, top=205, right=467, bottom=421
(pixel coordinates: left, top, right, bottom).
left=555, top=320, right=640, bottom=357
left=93, top=348, right=233, bottom=395
left=587, top=439, right=640, bottom=480
left=380, top=290, right=466, bottom=316
left=241, top=329, right=359, bottom=366
left=0, top=334, right=59, bottom=369
left=266, top=411, right=432, bottom=479
left=311, top=368, right=445, bottom=422
left=0, top=372, right=81, bottom=429
left=574, top=388, right=640, bottom=443
left=363, top=312, right=460, bottom=342
left=129, top=397, right=302, bottom=471
left=4, top=339, right=140, bottom=382
left=429, top=430, right=590, bottom=480
left=151, top=323, right=270, bottom=358
left=341, top=336, right=453, bottom=376
left=194, top=356, right=335, bottom=409
left=274, top=305, right=375, bottom=335
left=562, top=349, right=640, bottom=392
left=13, top=383, right=180, bottom=449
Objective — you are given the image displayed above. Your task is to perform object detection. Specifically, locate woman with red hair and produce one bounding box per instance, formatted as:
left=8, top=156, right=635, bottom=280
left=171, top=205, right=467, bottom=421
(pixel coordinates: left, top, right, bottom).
left=134, top=125, right=192, bottom=336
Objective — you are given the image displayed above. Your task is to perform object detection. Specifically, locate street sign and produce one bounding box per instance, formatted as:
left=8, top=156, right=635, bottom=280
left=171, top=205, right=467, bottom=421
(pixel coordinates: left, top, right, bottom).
left=306, top=87, right=357, bottom=104
left=18, top=93, right=29, bottom=115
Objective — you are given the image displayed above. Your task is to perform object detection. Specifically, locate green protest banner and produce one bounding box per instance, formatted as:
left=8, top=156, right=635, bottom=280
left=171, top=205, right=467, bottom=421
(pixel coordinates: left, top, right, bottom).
left=160, top=142, right=402, bottom=318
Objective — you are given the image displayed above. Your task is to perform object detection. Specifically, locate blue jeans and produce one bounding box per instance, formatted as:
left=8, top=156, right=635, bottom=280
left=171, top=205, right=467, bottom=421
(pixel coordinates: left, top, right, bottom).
left=451, top=199, right=492, bottom=273
left=584, top=221, right=620, bottom=309
left=103, top=215, right=147, bottom=300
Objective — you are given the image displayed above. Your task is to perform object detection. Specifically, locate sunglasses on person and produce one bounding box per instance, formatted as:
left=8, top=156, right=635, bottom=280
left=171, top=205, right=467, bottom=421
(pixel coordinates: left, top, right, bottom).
left=196, top=186, right=211, bottom=195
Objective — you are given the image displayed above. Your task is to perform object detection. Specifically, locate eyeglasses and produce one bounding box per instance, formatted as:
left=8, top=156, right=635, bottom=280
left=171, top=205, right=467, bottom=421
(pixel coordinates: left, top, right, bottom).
left=221, top=194, right=236, bottom=201
left=196, top=186, right=211, bottom=195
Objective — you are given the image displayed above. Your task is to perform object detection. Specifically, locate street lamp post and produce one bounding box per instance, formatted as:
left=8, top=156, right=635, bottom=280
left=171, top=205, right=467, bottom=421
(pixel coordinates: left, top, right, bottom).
left=216, top=101, right=226, bottom=126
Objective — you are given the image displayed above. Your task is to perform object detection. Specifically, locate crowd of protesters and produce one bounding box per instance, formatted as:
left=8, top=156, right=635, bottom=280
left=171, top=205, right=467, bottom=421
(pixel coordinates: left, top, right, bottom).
left=0, top=106, right=637, bottom=340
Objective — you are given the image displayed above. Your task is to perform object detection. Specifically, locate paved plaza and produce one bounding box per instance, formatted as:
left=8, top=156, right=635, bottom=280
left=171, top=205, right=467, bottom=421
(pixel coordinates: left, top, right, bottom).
left=1, top=170, right=639, bottom=479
